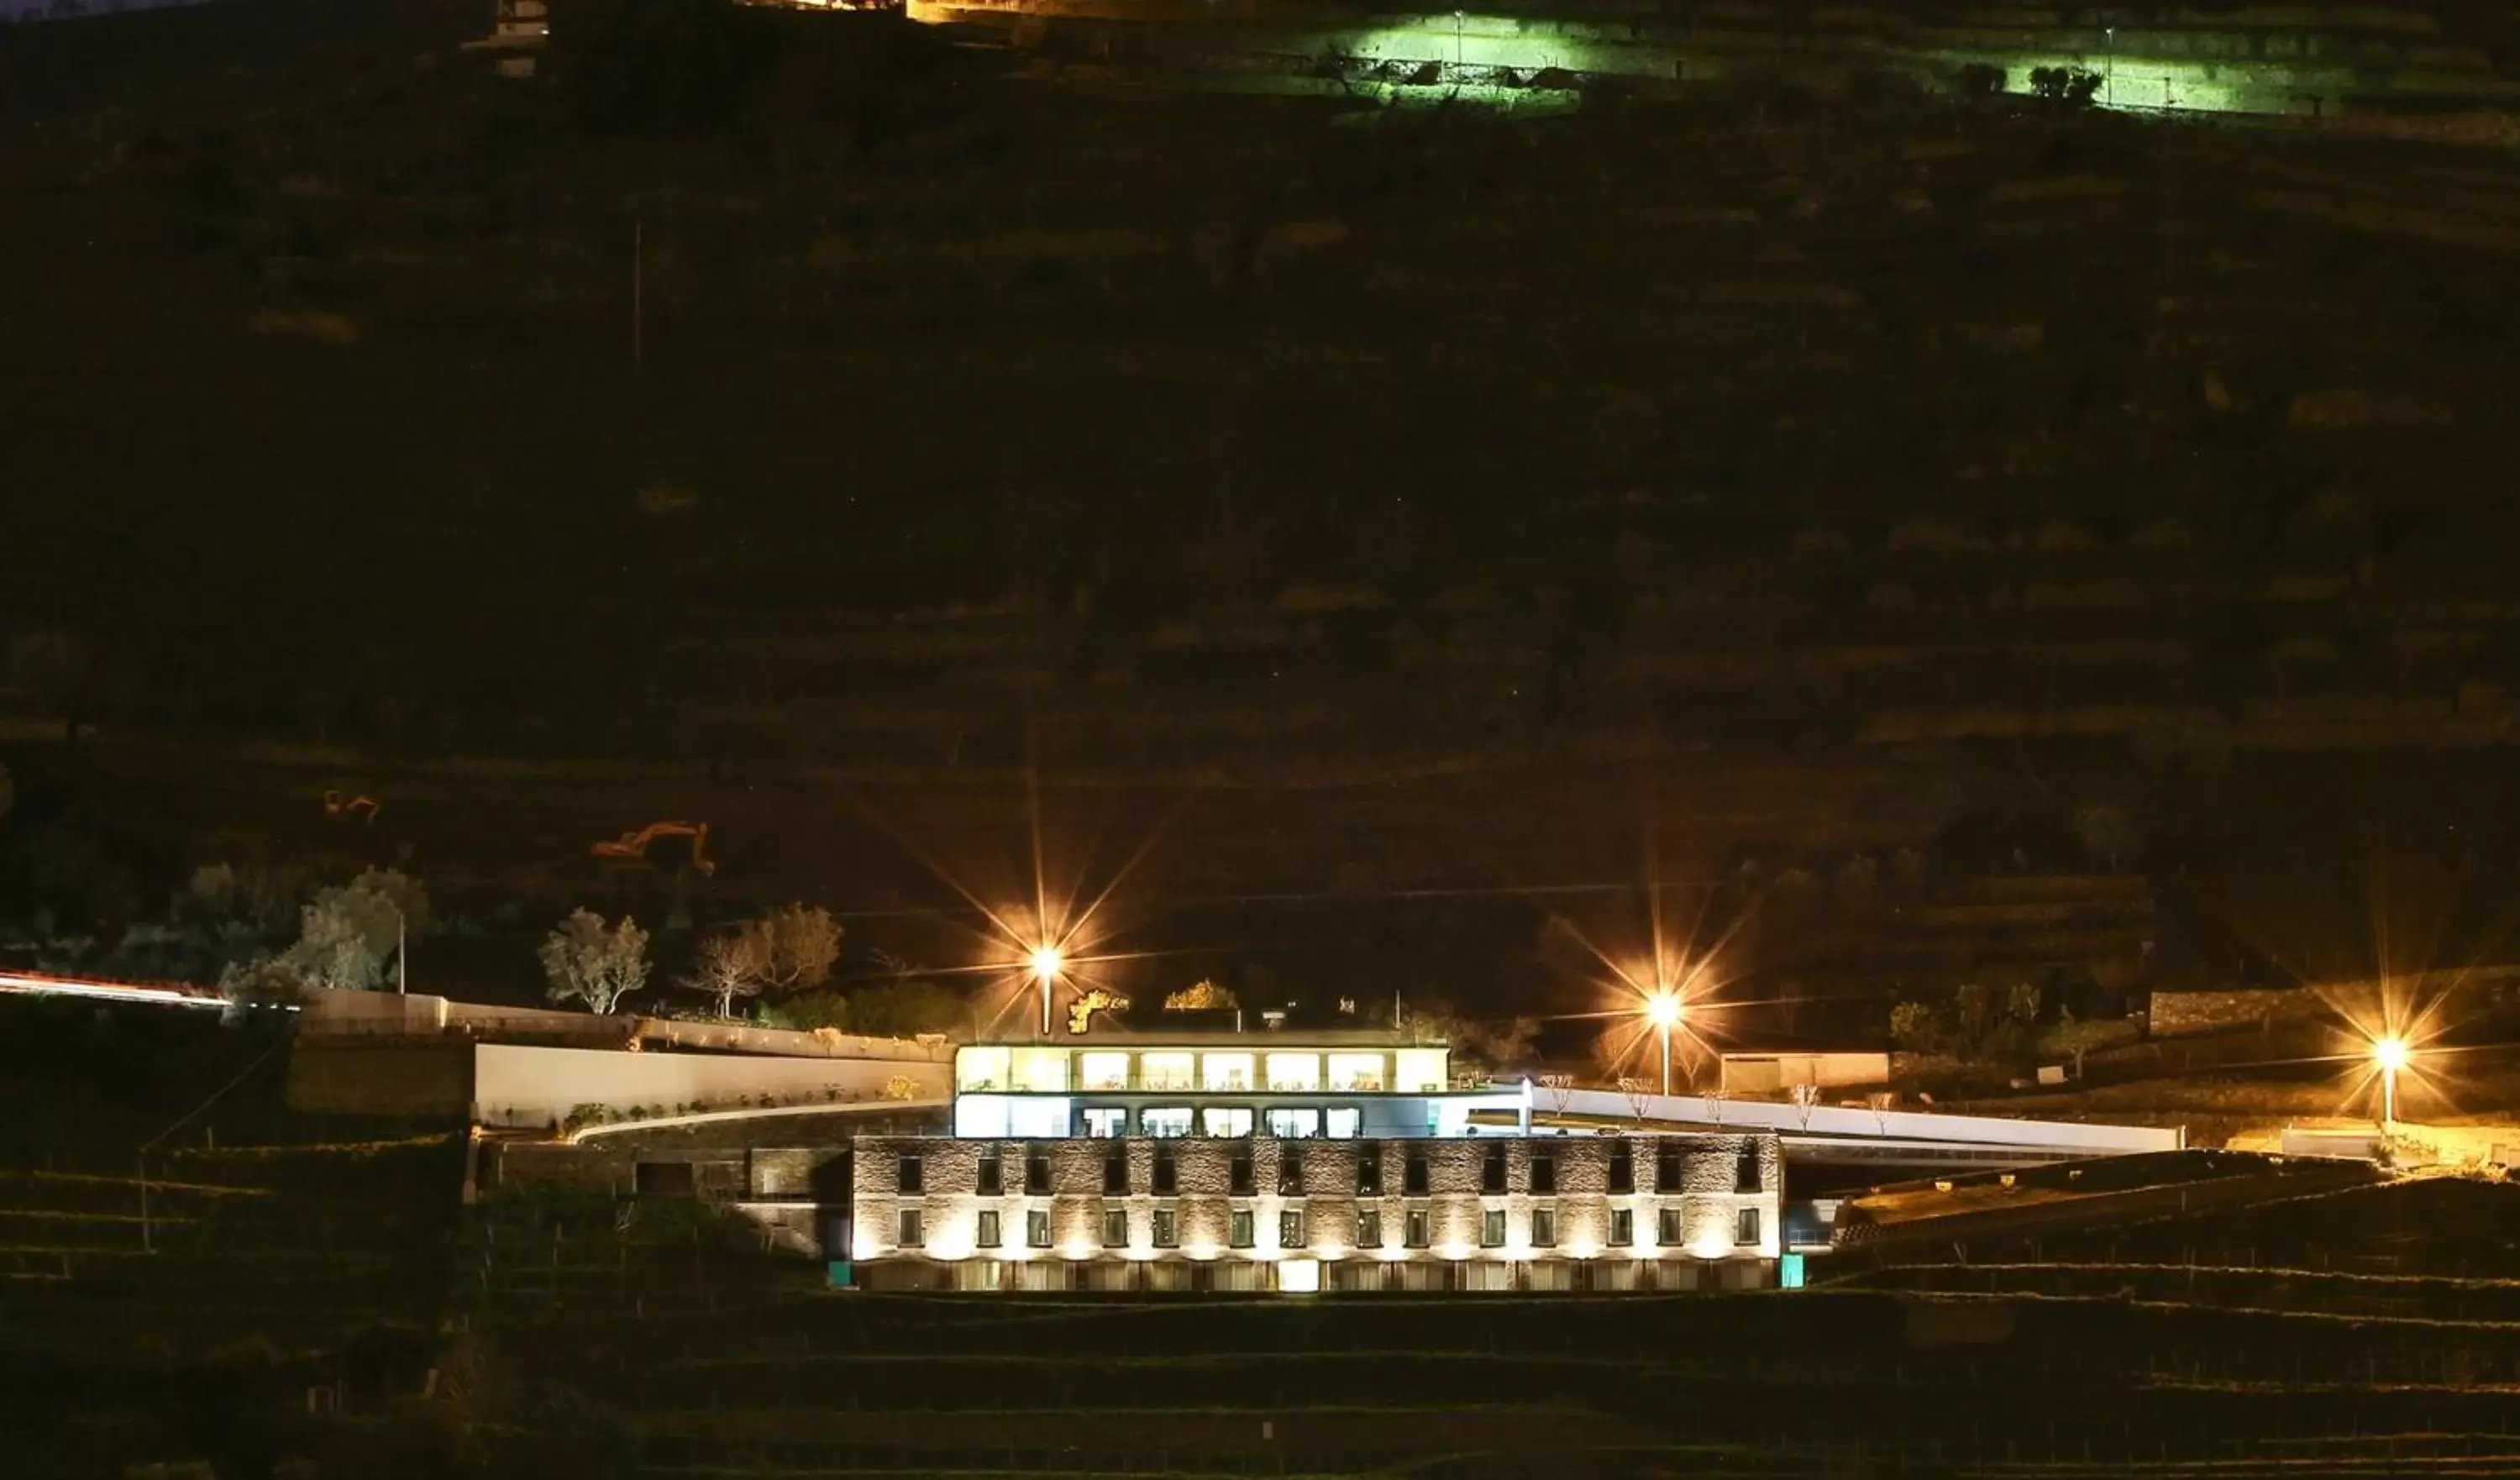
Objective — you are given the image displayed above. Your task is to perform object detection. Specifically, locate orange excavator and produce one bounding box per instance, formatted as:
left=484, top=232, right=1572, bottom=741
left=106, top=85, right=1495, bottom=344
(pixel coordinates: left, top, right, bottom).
left=591, top=821, right=717, bottom=876
left=323, top=790, right=381, bottom=824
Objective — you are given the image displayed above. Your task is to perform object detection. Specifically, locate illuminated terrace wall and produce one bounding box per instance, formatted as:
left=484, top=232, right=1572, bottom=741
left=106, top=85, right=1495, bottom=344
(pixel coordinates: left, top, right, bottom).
left=902, top=0, right=2520, bottom=118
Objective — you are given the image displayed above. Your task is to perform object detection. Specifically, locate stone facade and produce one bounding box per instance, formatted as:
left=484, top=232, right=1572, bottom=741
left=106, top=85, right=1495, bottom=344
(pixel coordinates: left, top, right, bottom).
left=850, top=1131, right=1781, bottom=1294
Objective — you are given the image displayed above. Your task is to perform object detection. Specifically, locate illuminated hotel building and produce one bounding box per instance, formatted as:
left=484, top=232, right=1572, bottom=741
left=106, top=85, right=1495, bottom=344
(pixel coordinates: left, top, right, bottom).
left=848, top=1031, right=1782, bottom=1293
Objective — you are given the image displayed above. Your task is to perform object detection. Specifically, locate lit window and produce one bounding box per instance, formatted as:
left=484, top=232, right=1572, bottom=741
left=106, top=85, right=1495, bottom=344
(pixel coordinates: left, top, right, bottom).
left=1657, top=1207, right=1682, bottom=1246
left=1357, top=1208, right=1382, bottom=1246
left=898, top=1209, right=923, bottom=1247
left=1393, top=1048, right=1447, bottom=1093
left=1202, top=1053, right=1255, bottom=1092
left=955, top=1047, right=1010, bottom=1091
left=1265, top=1052, right=1321, bottom=1092
left=1326, top=1107, right=1362, bottom=1139
left=1141, top=1052, right=1194, bottom=1091
left=1152, top=1207, right=1178, bottom=1247
left=977, top=1210, right=1001, bottom=1247
left=1080, top=1107, right=1128, bottom=1138
left=1079, top=1052, right=1131, bottom=1092
left=1142, top=1107, right=1194, bottom=1139
left=1404, top=1207, right=1430, bottom=1247
left=1265, top=1108, right=1320, bottom=1139
left=1230, top=1210, right=1255, bottom=1248
left=1480, top=1209, right=1505, bottom=1247
left=1102, top=1208, right=1127, bottom=1247
left=1203, top=1106, right=1254, bottom=1138
left=1279, top=1208, right=1304, bottom=1247
left=1026, top=1210, right=1051, bottom=1249
left=1531, top=1207, right=1556, bottom=1247
left=1326, top=1053, right=1385, bottom=1092
left=1736, top=1207, right=1761, bottom=1246
left=1010, top=1047, right=1070, bottom=1093
left=1610, top=1208, right=1634, bottom=1246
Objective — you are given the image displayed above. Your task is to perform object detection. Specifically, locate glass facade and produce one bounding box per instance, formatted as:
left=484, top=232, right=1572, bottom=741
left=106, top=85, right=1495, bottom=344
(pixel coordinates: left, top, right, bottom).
left=1327, top=1052, right=1385, bottom=1091
left=1265, top=1107, right=1320, bottom=1138
left=1266, top=1052, right=1321, bottom=1091
left=1140, top=1052, right=1195, bottom=1091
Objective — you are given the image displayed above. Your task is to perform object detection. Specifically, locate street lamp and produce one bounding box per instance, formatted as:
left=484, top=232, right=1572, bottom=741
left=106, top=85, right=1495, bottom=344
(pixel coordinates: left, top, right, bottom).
left=1645, top=991, right=1683, bottom=1098
left=1029, top=945, right=1065, bottom=1035
left=2372, top=1034, right=2410, bottom=1124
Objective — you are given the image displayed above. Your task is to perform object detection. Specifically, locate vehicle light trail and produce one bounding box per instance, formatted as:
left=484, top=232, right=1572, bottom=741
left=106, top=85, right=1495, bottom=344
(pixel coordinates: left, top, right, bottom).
left=0, top=969, right=228, bottom=1010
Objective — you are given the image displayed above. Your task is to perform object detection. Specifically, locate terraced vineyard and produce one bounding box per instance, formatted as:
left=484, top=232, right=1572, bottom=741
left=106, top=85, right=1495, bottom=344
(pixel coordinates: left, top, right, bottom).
left=459, top=1277, right=2520, bottom=1477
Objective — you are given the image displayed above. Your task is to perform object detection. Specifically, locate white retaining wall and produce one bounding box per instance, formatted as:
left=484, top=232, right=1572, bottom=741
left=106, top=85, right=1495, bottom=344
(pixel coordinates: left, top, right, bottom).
left=472, top=1042, right=950, bottom=1127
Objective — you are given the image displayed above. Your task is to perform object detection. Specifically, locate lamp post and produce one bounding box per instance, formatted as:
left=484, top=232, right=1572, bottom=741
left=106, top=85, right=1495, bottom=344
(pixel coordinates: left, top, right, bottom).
left=1029, top=945, right=1065, bottom=1036
left=2373, top=1034, right=2409, bottom=1125
left=1645, top=991, right=1683, bottom=1098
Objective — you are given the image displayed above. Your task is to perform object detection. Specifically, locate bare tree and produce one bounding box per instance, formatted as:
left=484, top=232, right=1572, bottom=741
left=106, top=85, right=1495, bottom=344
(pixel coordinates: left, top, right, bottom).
left=754, top=903, right=842, bottom=998
left=1399, top=1000, right=1540, bottom=1073
left=689, top=927, right=771, bottom=1019
left=540, top=909, right=650, bottom=1015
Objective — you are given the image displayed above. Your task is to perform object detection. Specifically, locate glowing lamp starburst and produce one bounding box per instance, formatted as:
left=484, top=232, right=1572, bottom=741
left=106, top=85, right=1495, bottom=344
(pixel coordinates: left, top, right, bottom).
left=1028, top=945, right=1066, bottom=983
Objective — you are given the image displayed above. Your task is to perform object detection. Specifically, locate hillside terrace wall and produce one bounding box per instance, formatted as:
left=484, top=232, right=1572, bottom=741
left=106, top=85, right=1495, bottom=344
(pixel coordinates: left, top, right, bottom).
left=473, top=1043, right=948, bottom=1127
left=287, top=1038, right=950, bottom=1123
left=2146, top=987, right=2323, bottom=1036
left=300, top=985, right=948, bottom=1063
left=906, top=0, right=2520, bottom=116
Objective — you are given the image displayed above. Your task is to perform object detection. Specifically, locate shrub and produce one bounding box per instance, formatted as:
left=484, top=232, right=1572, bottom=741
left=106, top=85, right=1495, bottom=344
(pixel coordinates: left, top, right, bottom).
left=2029, top=66, right=2104, bottom=108
left=1890, top=1000, right=1940, bottom=1052
left=762, top=989, right=850, bottom=1033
